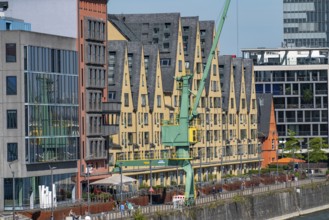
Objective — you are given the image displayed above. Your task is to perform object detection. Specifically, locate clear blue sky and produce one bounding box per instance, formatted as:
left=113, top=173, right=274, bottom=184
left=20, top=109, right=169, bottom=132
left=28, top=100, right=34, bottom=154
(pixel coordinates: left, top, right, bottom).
left=108, top=0, right=283, bottom=56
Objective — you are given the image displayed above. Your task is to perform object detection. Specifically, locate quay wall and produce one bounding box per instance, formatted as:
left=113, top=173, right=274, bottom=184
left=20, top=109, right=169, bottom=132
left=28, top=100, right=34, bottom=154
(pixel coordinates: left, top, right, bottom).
left=147, top=182, right=329, bottom=220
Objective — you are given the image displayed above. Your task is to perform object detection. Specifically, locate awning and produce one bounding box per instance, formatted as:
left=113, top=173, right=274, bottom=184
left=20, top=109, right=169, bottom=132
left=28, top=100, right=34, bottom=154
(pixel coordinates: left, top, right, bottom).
left=275, top=157, right=306, bottom=165
left=90, top=174, right=137, bottom=186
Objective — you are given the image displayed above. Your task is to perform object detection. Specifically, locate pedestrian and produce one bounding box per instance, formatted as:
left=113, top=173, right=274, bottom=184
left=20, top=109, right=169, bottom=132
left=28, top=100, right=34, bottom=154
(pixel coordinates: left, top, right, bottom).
left=120, top=203, right=125, bottom=216
left=218, top=187, right=222, bottom=198
left=212, top=186, right=216, bottom=199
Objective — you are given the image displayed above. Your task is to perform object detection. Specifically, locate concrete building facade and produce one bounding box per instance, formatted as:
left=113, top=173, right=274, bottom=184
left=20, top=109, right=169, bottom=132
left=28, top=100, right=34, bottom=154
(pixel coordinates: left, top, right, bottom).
left=283, top=0, right=329, bottom=47
left=242, top=47, right=329, bottom=151
left=0, top=31, right=78, bottom=211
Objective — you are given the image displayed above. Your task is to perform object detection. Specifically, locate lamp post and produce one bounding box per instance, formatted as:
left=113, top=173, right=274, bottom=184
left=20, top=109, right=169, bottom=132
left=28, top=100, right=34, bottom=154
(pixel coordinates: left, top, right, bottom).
left=238, top=143, right=243, bottom=175
left=307, top=141, right=311, bottom=178
left=220, top=147, right=225, bottom=185
left=258, top=143, right=261, bottom=176
left=49, top=165, right=56, bottom=220
left=9, top=160, right=18, bottom=220
left=206, top=107, right=210, bottom=163
left=198, top=149, right=202, bottom=185
left=276, top=147, right=279, bottom=177
left=86, top=164, right=92, bottom=215
left=149, top=159, right=153, bottom=206
left=119, top=162, right=123, bottom=202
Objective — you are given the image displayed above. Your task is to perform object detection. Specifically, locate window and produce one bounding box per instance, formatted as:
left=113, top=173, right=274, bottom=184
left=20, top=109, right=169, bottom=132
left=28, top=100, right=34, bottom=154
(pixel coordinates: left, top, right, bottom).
left=7, top=110, right=17, bottom=129
left=252, top=99, right=256, bottom=109
left=141, top=94, right=146, bottom=107
left=163, top=43, right=170, bottom=49
left=157, top=95, right=161, bottom=107
left=6, top=76, right=17, bottom=95
left=178, top=60, right=183, bottom=72
left=231, top=98, right=234, bottom=109
left=6, top=43, right=16, bottom=62
left=128, top=54, right=133, bottom=73
left=200, top=30, right=206, bottom=36
left=153, top=28, right=159, bottom=34
left=196, top=62, right=202, bottom=74
left=7, top=143, right=18, bottom=162
left=108, top=91, right=116, bottom=100
left=242, top=99, right=246, bottom=109
left=160, top=58, right=171, bottom=67
left=124, top=93, right=129, bottom=107
left=144, top=113, right=148, bottom=125
left=144, top=56, right=149, bottom=75
left=108, top=52, right=116, bottom=85
left=213, top=64, right=217, bottom=76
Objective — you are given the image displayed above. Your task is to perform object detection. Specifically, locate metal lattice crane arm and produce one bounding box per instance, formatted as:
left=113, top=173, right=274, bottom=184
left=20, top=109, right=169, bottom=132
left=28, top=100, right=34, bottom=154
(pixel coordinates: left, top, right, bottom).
left=190, top=0, right=231, bottom=120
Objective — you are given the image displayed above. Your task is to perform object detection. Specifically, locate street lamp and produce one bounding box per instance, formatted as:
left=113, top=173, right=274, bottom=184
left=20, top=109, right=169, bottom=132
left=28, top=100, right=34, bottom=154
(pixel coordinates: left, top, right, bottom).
left=49, top=165, right=56, bottom=220
left=220, top=147, right=226, bottom=185
left=238, top=142, right=243, bottom=175
left=206, top=107, right=210, bottom=163
left=307, top=141, right=311, bottom=178
left=9, top=160, right=18, bottom=220
left=149, top=159, right=153, bottom=206
left=86, top=164, right=93, bottom=215
left=258, top=143, right=261, bottom=176
left=119, top=162, right=123, bottom=202
left=198, top=149, right=203, bottom=185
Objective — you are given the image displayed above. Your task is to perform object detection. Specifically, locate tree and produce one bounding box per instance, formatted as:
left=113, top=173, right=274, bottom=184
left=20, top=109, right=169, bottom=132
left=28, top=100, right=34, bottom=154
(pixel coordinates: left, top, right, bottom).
left=284, top=130, right=303, bottom=159
left=308, top=137, right=328, bottom=163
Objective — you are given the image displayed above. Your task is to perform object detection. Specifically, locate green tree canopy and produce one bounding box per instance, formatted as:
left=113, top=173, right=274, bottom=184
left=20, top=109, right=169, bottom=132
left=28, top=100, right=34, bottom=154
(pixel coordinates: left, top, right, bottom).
left=284, top=130, right=303, bottom=159
left=308, top=137, right=328, bottom=163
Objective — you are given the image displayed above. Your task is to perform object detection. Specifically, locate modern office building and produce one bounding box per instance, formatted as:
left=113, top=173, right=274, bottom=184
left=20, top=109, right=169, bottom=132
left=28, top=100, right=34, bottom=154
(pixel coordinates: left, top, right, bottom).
left=0, top=30, right=78, bottom=211
left=4, top=0, right=110, bottom=199
left=107, top=13, right=261, bottom=186
left=242, top=47, right=329, bottom=149
left=283, top=0, right=329, bottom=47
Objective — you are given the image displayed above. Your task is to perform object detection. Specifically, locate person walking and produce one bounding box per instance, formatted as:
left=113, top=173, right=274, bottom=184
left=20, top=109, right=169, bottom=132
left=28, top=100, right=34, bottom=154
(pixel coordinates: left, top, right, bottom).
left=120, top=203, right=125, bottom=216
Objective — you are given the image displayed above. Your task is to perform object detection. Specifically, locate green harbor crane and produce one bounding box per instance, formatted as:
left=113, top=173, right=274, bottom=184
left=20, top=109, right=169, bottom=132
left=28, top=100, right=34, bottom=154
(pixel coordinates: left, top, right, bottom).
left=115, top=0, right=231, bottom=204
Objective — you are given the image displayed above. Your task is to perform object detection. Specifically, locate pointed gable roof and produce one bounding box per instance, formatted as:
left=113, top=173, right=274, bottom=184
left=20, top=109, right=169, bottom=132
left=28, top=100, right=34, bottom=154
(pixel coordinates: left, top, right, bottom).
left=108, top=40, right=127, bottom=103
left=243, top=59, right=253, bottom=112
left=257, top=93, right=273, bottom=139
left=233, top=58, right=243, bottom=111
left=108, top=13, right=181, bottom=94
left=127, top=41, right=143, bottom=110
left=181, top=16, right=199, bottom=74
left=200, top=20, right=215, bottom=96
left=143, top=44, right=159, bottom=112
left=108, top=14, right=139, bottom=41
left=219, top=55, right=233, bottom=112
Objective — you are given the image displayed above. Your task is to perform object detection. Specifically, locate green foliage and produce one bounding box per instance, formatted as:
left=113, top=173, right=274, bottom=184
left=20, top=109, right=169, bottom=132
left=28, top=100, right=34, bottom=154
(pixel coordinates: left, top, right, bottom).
left=308, top=137, right=328, bottom=163
left=139, top=183, right=149, bottom=189
left=302, top=88, right=313, bottom=103
left=133, top=209, right=146, bottom=220
left=232, top=195, right=245, bottom=203
left=284, top=130, right=303, bottom=159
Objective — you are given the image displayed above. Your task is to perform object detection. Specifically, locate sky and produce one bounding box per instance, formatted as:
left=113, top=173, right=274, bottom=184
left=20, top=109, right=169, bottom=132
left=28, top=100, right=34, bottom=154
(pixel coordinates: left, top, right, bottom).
left=108, top=0, right=283, bottom=56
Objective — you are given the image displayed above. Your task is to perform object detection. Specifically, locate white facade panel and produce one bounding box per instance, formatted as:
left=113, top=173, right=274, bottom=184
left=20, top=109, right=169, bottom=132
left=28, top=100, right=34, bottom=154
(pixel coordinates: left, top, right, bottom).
left=283, top=3, right=315, bottom=12
left=5, top=0, right=77, bottom=38
left=284, top=12, right=307, bottom=19
left=284, top=32, right=326, bottom=39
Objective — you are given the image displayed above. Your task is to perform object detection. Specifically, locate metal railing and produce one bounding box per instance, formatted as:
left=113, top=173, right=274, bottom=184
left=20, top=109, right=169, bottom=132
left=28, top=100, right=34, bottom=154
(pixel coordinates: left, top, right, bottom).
left=88, top=177, right=327, bottom=220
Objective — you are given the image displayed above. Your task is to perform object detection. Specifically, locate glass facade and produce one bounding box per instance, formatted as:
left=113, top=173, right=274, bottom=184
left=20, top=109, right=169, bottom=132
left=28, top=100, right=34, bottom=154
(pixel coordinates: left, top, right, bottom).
left=255, top=68, right=328, bottom=143
left=283, top=0, right=329, bottom=47
left=4, top=173, right=75, bottom=210
left=24, top=46, right=79, bottom=163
